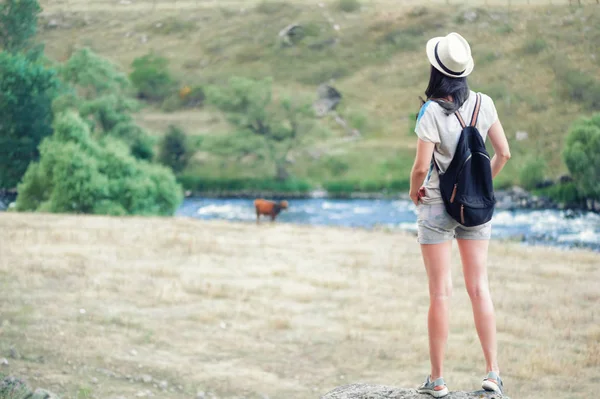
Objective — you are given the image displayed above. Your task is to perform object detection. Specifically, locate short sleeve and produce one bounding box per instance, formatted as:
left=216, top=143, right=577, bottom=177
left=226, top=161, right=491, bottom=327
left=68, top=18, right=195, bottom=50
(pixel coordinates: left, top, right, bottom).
left=414, top=101, right=440, bottom=144
left=479, top=93, right=498, bottom=134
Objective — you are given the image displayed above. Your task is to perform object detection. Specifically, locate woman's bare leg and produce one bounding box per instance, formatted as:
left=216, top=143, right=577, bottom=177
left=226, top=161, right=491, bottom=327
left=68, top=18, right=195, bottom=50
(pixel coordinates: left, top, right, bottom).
left=421, top=241, right=453, bottom=380
left=456, top=239, right=499, bottom=374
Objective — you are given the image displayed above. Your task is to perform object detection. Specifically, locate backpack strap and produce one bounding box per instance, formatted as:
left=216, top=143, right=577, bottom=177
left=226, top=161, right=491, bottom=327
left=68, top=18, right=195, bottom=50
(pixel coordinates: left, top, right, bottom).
left=454, top=110, right=466, bottom=129
left=470, top=93, right=482, bottom=127
left=454, top=93, right=482, bottom=128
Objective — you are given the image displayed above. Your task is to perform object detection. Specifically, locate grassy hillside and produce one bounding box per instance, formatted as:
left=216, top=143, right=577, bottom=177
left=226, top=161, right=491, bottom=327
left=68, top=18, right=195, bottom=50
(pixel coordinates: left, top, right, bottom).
left=37, top=0, right=600, bottom=192
left=1, top=213, right=599, bottom=399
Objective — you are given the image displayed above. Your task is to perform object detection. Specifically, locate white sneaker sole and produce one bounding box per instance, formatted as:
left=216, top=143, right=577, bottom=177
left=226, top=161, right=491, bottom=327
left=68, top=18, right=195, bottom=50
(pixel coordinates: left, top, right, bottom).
left=417, top=387, right=449, bottom=398
left=482, top=380, right=502, bottom=393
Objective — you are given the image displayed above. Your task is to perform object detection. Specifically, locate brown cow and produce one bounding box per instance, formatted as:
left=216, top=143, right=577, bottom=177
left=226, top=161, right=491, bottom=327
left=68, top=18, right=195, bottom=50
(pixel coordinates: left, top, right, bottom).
left=254, top=199, right=289, bottom=224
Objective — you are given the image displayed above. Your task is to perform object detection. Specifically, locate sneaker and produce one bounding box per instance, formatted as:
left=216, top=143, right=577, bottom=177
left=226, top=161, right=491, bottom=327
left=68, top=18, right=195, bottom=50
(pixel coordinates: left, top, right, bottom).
left=482, top=371, right=504, bottom=394
left=417, top=375, right=449, bottom=398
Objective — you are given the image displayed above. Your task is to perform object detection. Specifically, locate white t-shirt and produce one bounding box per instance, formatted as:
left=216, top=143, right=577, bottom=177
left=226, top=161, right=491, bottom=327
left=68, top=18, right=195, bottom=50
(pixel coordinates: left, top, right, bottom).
left=414, top=91, right=498, bottom=205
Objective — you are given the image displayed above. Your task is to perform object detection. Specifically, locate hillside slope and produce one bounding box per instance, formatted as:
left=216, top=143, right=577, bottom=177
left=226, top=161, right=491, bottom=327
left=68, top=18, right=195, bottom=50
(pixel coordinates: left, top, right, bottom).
left=37, top=1, right=600, bottom=190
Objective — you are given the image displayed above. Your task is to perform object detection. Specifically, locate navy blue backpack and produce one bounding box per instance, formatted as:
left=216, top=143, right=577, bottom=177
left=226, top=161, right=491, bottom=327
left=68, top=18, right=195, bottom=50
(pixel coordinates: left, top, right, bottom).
left=435, top=93, right=496, bottom=227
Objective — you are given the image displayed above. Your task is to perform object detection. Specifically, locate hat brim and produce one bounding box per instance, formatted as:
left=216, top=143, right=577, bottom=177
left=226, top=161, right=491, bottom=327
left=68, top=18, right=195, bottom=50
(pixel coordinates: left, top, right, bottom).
left=426, top=37, right=474, bottom=78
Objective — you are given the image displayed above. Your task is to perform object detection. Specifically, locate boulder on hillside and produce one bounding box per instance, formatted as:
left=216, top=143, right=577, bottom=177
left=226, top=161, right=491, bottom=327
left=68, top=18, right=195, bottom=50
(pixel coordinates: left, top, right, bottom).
left=279, top=24, right=304, bottom=46
left=314, top=84, right=342, bottom=117
left=31, top=388, right=61, bottom=399
left=321, top=383, right=509, bottom=399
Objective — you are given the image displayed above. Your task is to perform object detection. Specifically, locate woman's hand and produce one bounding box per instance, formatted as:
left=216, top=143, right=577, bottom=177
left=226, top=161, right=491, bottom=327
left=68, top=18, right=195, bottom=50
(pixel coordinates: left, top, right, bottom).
left=409, top=187, right=426, bottom=206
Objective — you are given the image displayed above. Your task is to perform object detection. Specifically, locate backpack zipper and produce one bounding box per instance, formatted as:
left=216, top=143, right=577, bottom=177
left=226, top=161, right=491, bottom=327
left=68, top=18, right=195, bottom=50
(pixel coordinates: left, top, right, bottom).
left=461, top=205, right=465, bottom=224
left=451, top=152, right=490, bottom=204
left=473, top=151, right=490, bottom=160
left=451, top=154, right=472, bottom=203
left=457, top=154, right=473, bottom=177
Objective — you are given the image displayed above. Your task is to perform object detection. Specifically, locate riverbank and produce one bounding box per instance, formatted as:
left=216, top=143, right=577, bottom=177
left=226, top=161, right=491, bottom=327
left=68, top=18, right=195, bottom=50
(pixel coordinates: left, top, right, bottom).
left=0, top=213, right=598, bottom=399
left=181, top=187, right=600, bottom=213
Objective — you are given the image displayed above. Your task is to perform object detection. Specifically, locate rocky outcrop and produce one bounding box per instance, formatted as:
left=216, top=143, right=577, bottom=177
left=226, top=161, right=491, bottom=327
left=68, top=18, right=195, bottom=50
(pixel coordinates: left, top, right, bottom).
left=0, top=376, right=60, bottom=399
left=321, top=384, right=508, bottom=399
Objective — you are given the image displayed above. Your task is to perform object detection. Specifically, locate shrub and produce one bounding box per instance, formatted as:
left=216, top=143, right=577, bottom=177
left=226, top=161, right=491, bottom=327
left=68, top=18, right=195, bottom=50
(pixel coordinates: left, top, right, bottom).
left=562, top=113, right=600, bottom=200
left=255, top=1, right=287, bottom=14
left=110, top=121, right=155, bottom=160
left=129, top=52, right=175, bottom=102
left=177, top=175, right=312, bottom=193
left=519, top=158, right=547, bottom=190
left=157, top=125, right=192, bottom=173
left=150, top=17, right=195, bottom=35
left=539, top=181, right=583, bottom=205
left=161, top=93, right=184, bottom=112
left=476, top=51, right=498, bottom=65
left=338, top=0, right=361, bottom=13
left=16, top=111, right=182, bottom=215
left=0, top=0, right=42, bottom=52
left=522, top=38, right=547, bottom=55
left=323, top=157, right=350, bottom=177
left=496, top=24, right=513, bottom=34
left=555, top=67, right=600, bottom=110
left=0, top=51, right=59, bottom=189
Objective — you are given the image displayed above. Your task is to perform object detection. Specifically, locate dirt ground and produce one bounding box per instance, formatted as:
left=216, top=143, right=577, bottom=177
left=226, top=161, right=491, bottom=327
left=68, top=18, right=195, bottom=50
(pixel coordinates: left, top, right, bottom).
left=0, top=212, right=598, bottom=398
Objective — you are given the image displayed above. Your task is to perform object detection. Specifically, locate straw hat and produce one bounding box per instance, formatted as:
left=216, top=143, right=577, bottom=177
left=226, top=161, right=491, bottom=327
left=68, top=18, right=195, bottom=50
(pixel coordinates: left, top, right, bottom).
left=426, top=32, right=474, bottom=78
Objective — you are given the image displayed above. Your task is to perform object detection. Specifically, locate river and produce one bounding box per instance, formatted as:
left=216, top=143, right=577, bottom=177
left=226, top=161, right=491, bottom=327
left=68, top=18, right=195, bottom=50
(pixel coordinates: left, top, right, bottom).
left=177, top=197, right=600, bottom=251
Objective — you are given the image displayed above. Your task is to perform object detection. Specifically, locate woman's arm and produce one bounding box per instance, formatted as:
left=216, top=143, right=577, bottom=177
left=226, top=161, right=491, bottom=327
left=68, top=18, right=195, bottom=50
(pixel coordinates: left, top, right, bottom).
left=487, top=120, right=511, bottom=178
left=409, top=138, right=436, bottom=205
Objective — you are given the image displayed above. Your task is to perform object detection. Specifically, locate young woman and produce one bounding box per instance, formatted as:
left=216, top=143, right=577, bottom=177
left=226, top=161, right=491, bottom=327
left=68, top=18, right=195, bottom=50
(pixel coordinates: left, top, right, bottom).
left=409, top=32, right=511, bottom=398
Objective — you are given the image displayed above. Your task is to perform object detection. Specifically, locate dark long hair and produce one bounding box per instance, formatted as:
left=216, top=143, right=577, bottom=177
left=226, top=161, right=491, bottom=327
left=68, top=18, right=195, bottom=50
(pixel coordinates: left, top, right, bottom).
left=424, top=65, right=470, bottom=115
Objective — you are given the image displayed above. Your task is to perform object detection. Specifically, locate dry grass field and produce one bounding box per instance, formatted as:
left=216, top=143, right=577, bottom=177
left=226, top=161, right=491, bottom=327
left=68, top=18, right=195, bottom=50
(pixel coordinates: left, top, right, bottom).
left=0, top=212, right=598, bottom=398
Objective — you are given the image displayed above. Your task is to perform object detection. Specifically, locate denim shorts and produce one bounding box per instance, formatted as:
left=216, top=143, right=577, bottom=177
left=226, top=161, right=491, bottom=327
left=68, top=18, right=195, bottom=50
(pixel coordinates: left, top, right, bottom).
left=417, top=202, right=492, bottom=244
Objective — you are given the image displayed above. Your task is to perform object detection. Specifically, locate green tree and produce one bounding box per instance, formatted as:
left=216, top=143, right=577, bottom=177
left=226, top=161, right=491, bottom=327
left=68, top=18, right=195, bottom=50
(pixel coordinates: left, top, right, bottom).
left=130, top=52, right=174, bottom=102
left=563, top=113, right=600, bottom=200
left=206, top=77, right=315, bottom=180
left=56, top=48, right=154, bottom=160
left=158, top=125, right=192, bottom=173
left=16, top=111, right=183, bottom=215
left=0, top=0, right=41, bottom=52
left=0, top=51, right=59, bottom=189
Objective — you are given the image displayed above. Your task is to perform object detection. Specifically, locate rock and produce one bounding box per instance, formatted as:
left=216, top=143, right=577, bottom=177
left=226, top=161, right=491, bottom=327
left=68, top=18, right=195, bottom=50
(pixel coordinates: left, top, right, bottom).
left=47, top=19, right=60, bottom=29
left=314, top=84, right=342, bottom=117
left=559, top=175, right=573, bottom=184
left=515, top=130, right=528, bottom=141
left=140, top=34, right=148, bottom=44
left=9, top=347, right=21, bottom=359
left=141, top=374, right=153, bottom=383
left=91, top=377, right=99, bottom=384
left=130, top=349, right=138, bottom=356
left=159, top=380, right=168, bottom=390
left=31, top=388, right=61, bottom=399
left=196, top=391, right=206, bottom=399
left=1, top=358, right=8, bottom=366
left=96, top=367, right=115, bottom=377
left=463, top=10, right=478, bottom=23
left=278, top=24, right=304, bottom=46
left=321, top=384, right=510, bottom=399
